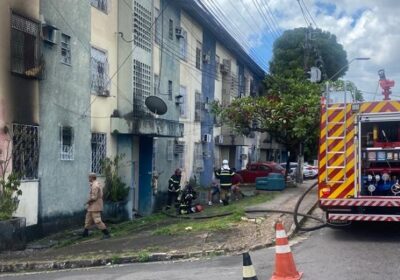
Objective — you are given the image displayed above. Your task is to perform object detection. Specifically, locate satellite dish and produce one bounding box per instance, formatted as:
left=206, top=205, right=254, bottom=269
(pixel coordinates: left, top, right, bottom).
left=145, top=95, right=167, bottom=115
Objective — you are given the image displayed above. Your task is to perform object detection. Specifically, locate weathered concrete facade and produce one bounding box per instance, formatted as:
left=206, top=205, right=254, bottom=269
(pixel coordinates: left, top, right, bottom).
left=39, top=0, right=91, bottom=233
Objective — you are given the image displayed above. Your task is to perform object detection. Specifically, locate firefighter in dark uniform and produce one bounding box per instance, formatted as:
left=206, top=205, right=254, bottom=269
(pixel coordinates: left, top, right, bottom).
left=166, top=168, right=182, bottom=210
left=178, top=184, right=198, bottom=214
left=214, top=159, right=235, bottom=205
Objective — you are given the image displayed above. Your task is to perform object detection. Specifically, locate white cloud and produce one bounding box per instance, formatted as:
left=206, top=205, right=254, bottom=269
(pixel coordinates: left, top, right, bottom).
left=207, top=0, right=400, bottom=100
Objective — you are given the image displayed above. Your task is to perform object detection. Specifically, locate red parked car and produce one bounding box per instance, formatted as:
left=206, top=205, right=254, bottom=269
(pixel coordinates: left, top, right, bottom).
left=236, top=162, right=285, bottom=184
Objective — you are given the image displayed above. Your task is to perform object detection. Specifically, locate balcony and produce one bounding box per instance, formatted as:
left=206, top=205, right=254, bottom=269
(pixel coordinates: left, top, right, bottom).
left=111, top=116, right=184, bottom=138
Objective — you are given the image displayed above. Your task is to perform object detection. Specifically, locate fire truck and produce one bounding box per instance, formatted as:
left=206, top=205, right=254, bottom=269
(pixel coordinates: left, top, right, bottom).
left=318, top=70, right=400, bottom=222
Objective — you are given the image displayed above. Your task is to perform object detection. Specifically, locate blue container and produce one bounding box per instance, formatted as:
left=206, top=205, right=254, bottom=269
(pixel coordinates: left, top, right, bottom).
left=256, top=174, right=285, bottom=191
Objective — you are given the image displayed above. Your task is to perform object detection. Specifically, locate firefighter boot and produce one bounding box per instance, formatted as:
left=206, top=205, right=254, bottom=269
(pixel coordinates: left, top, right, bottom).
left=101, top=229, right=111, bottom=240
left=82, top=228, right=89, bottom=238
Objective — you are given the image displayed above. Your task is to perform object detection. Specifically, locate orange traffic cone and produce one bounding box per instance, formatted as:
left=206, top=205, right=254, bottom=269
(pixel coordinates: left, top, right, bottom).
left=243, top=252, right=258, bottom=280
left=270, top=220, right=303, bottom=280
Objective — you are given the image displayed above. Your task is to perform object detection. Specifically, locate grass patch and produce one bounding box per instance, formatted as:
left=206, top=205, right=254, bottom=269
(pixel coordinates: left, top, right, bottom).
left=137, top=250, right=150, bottom=262
left=152, top=193, right=274, bottom=236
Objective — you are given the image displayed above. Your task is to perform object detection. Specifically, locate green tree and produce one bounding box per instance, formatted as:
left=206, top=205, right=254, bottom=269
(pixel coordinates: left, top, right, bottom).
left=269, top=27, right=348, bottom=81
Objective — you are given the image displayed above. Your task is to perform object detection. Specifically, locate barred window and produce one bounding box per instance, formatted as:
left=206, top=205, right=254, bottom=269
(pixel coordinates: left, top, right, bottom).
left=91, top=133, right=106, bottom=174
left=133, top=59, right=151, bottom=115
left=154, top=74, right=159, bottom=95
left=195, top=41, right=202, bottom=70
left=91, top=47, right=109, bottom=96
left=12, top=124, right=39, bottom=180
left=179, top=86, right=187, bottom=118
left=168, top=80, right=173, bottom=101
left=60, top=126, right=74, bottom=161
left=90, top=0, right=109, bottom=13
left=10, top=12, right=41, bottom=78
left=61, top=33, right=71, bottom=65
left=167, top=139, right=173, bottom=161
left=179, top=29, right=187, bottom=60
left=215, top=55, right=220, bottom=80
left=168, top=19, right=173, bottom=40
left=194, top=91, right=201, bottom=122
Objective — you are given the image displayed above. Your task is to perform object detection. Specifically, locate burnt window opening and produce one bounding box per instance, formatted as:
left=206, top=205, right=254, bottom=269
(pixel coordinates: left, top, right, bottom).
left=61, top=33, right=71, bottom=65
left=10, top=12, right=41, bottom=78
left=12, top=124, right=39, bottom=180
left=91, top=133, right=106, bottom=174
left=91, top=47, right=109, bottom=96
left=90, top=0, right=109, bottom=13
left=195, top=41, right=202, bottom=70
left=168, top=19, right=173, bottom=40
left=60, top=126, right=74, bottom=161
left=168, top=80, right=173, bottom=101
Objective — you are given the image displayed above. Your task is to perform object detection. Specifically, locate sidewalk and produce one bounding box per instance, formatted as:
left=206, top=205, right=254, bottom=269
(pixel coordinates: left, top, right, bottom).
left=0, top=180, right=317, bottom=273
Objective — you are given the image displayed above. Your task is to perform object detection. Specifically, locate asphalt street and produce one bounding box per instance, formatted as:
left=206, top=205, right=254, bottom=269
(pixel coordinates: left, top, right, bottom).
left=3, top=217, right=400, bottom=279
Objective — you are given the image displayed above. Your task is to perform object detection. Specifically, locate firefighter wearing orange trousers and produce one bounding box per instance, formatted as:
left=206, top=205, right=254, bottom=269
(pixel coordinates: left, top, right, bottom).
left=82, top=172, right=110, bottom=239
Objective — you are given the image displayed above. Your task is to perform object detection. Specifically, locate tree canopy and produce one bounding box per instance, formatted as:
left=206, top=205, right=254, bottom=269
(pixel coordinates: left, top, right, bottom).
left=269, top=27, right=348, bottom=81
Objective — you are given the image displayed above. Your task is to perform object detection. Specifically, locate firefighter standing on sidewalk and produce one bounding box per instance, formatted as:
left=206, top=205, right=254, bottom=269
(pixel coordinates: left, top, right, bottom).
left=82, top=172, right=110, bottom=239
left=215, top=159, right=235, bottom=205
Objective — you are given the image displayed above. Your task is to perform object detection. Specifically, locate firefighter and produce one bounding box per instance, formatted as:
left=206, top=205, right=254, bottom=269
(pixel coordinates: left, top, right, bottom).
left=166, top=168, right=182, bottom=210
left=178, top=184, right=198, bottom=214
left=214, top=159, right=235, bottom=205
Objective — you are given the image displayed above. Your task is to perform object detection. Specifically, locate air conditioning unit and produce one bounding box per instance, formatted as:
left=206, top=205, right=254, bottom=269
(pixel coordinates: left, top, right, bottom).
left=175, top=27, right=184, bottom=38
left=42, top=23, right=58, bottom=45
left=202, top=133, right=212, bottom=143
left=215, top=135, right=224, bottom=145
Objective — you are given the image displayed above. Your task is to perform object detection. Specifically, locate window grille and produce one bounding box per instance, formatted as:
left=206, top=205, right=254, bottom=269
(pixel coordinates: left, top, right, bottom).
left=167, top=139, right=173, bottom=161
left=134, top=2, right=152, bottom=52
left=195, top=41, right=202, bottom=70
left=194, top=143, right=204, bottom=172
left=10, top=12, right=41, bottom=78
left=194, top=92, right=201, bottom=122
left=90, top=0, right=109, bottom=13
left=179, top=29, right=188, bottom=60
left=61, top=33, right=71, bottom=65
left=215, top=55, right=220, bottom=80
left=133, top=59, right=151, bottom=115
left=154, top=74, right=159, bottom=95
left=60, top=126, right=74, bottom=161
left=12, top=124, right=39, bottom=180
left=168, top=80, right=173, bottom=101
left=91, top=47, right=109, bottom=96
left=154, top=7, right=160, bottom=44
left=91, top=133, right=106, bottom=174
left=168, top=19, right=173, bottom=40
left=179, top=86, right=187, bottom=118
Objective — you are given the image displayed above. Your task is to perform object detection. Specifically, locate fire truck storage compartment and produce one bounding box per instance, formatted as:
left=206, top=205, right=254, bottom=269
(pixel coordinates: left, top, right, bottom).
left=360, top=114, right=400, bottom=196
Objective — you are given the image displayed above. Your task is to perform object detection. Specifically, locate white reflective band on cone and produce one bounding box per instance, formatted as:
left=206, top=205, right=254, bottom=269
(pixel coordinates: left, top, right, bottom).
left=243, top=266, right=256, bottom=277
left=276, top=230, right=287, bottom=238
left=275, top=244, right=291, bottom=254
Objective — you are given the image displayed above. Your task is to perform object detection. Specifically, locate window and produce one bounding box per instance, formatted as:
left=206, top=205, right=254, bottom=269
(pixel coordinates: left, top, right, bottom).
left=154, top=7, right=160, bottom=44
left=61, top=33, right=71, bottom=65
left=154, top=74, right=159, bottom=95
left=12, top=124, right=39, bottom=180
left=215, top=55, right=220, bottom=80
left=179, top=86, right=187, bottom=118
left=91, top=133, right=106, bottom=174
left=10, top=12, right=41, bottom=78
left=91, top=47, right=109, bottom=96
left=134, top=2, right=152, bottom=52
left=179, top=29, right=187, bottom=60
left=133, top=59, right=151, bottom=115
left=60, top=126, right=74, bottom=161
left=168, top=80, right=173, bottom=100
left=167, top=139, right=173, bottom=161
left=195, top=91, right=201, bottom=122
left=90, top=0, right=108, bottom=13
left=195, top=41, right=202, bottom=70
left=168, top=19, right=173, bottom=40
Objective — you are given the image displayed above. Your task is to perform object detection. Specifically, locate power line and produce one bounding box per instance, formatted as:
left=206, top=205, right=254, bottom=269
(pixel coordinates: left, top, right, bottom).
left=296, top=0, right=311, bottom=27
left=301, top=0, right=318, bottom=28
left=264, top=0, right=283, bottom=37
left=252, top=0, right=280, bottom=39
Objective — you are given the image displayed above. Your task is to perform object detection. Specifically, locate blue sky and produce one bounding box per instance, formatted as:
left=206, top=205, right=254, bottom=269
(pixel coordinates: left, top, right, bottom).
left=203, top=0, right=400, bottom=101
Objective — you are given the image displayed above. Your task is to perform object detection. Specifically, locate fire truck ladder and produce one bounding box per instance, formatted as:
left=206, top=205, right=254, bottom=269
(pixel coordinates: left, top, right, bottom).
left=325, top=91, right=348, bottom=184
